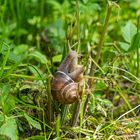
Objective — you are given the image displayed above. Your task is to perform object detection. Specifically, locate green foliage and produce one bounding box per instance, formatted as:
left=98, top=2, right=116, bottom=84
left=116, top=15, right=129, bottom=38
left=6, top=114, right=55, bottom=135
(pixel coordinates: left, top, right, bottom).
left=0, top=115, right=18, bottom=140
left=0, top=0, right=140, bottom=139
left=129, top=32, right=140, bottom=51
left=0, top=84, right=15, bottom=114
left=24, top=113, right=41, bottom=130
left=120, top=21, right=137, bottom=51
left=26, top=135, right=45, bottom=140
left=121, top=21, right=137, bottom=43
left=29, top=51, right=48, bottom=64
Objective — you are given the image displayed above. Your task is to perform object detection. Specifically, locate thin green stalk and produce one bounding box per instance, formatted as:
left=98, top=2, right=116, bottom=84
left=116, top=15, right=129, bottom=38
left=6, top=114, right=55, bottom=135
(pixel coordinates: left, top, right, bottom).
left=79, top=84, right=86, bottom=138
left=115, top=81, right=136, bottom=116
left=0, top=42, right=10, bottom=78
left=42, top=108, right=47, bottom=140
left=27, top=64, right=53, bottom=124
left=9, top=73, right=44, bottom=80
left=16, top=98, right=48, bottom=139
left=83, top=1, right=113, bottom=116
left=48, top=77, right=54, bottom=123
left=0, top=0, right=7, bottom=27
left=99, top=104, right=140, bottom=132
left=27, top=64, right=53, bottom=127
left=108, top=66, right=140, bottom=84
left=40, top=0, right=45, bottom=21
left=0, top=61, right=32, bottom=81
left=71, top=102, right=81, bottom=126
left=136, top=16, right=140, bottom=78
left=76, top=0, right=80, bottom=53
left=92, top=1, right=113, bottom=71
left=36, top=34, right=41, bottom=51
left=71, top=0, right=81, bottom=127
left=16, top=0, right=21, bottom=23
left=19, top=65, right=48, bottom=90
left=9, top=0, right=17, bottom=21
left=71, top=80, right=86, bottom=127
left=61, top=105, right=68, bottom=126
left=45, top=62, right=52, bottom=75
left=56, top=114, right=61, bottom=140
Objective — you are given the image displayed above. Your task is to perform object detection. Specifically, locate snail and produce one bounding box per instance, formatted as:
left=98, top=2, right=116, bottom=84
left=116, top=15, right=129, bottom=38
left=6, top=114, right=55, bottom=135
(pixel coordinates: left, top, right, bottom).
left=51, top=50, right=84, bottom=104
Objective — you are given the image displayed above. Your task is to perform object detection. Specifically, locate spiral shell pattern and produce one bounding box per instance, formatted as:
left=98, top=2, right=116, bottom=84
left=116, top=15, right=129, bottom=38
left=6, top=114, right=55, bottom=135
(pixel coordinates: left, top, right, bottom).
left=51, top=71, right=79, bottom=104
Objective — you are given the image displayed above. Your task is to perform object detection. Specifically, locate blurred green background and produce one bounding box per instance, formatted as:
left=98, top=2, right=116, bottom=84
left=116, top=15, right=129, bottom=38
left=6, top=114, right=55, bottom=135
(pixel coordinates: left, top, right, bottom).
left=0, top=0, right=140, bottom=139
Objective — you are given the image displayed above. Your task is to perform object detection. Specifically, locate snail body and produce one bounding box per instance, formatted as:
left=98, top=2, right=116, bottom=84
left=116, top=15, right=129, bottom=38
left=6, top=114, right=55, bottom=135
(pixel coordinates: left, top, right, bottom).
left=51, top=50, right=84, bottom=104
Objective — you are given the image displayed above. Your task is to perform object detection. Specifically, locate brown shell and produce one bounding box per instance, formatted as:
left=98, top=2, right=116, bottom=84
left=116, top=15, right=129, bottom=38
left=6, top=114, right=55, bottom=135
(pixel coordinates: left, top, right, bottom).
left=51, top=71, right=79, bottom=104
left=51, top=50, right=84, bottom=104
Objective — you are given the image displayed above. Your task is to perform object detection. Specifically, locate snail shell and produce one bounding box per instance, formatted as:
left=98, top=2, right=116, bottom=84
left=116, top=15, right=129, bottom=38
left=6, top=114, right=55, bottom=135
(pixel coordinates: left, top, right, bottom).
left=51, top=50, right=84, bottom=104
left=51, top=71, right=79, bottom=104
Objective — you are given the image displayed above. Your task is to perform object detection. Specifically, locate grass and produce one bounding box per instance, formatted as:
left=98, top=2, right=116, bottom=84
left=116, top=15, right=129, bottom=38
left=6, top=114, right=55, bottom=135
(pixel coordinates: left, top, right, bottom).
left=0, top=0, right=140, bottom=140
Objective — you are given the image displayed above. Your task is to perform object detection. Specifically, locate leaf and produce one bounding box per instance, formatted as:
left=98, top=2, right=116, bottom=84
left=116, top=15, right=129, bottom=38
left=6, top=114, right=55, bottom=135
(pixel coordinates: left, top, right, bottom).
left=28, top=65, right=42, bottom=77
left=0, top=84, right=10, bottom=106
left=24, top=113, right=41, bottom=130
left=29, top=51, right=47, bottom=64
left=127, top=32, right=140, bottom=52
left=16, top=28, right=28, bottom=36
left=27, top=16, right=41, bottom=26
left=8, top=52, right=20, bottom=63
left=26, top=135, right=45, bottom=140
left=89, top=94, right=95, bottom=114
left=87, top=116, right=99, bottom=124
left=0, top=84, right=15, bottom=114
left=14, top=44, right=28, bottom=55
left=103, top=49, right=116, bottom=62
left=5, top=22, right=17, bottom=33
left=121, top=21, right=137, bottom=43
left=52, top=54, right=62, bottom=63
left=119, top=42, right=130, bottom=51
left=3, top=95, right=15, bottom=114
left=47, top=0, right=61, bottom=11
left=0, top=114, right=4, bottom=126
left=95, top=80, right=107, bottom=90
left=0, top=42, right=12, bottom=54
left=0, top=117, right=18, bottom=140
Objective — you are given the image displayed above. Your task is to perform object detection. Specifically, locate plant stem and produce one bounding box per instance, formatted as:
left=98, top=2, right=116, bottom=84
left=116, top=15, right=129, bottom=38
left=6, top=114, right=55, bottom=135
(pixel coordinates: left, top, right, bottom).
left=136, top=16, right=140, bottom=78
left=76, top=0, right=80, bottom=53
left=71, top=0, right=81, bottom=126
left=71, top=101, right=81, bottom=126
left=83, top=1, right=113, bottom=116
left=56, top=114, right=61, bottom=139
left=61, top=105, right=68, bottom=126
left=40, top=0, right=45, bottom=21
left=0, top=42, right=10, bottom=78
left=10, top=0, right=17, bottom=21
left=115, top=81, right=136, bottom=116
left=0, top=0, right=7, bottom=27
left=47, top=77, right=54, bottom=123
